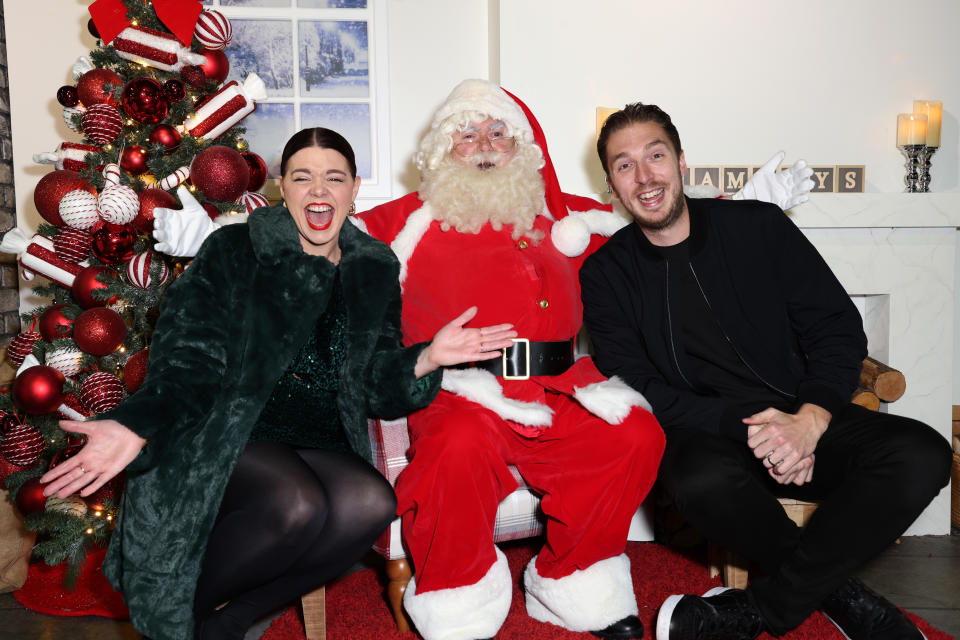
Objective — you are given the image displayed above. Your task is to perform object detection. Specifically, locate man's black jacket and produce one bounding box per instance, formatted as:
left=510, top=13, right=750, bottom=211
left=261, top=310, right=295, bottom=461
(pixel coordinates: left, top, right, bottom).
left=580, top=197, right=867, bottom=440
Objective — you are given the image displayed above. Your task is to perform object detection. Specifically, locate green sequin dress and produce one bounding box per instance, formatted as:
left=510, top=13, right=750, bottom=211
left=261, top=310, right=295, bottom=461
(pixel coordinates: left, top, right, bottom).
left=248, top=269, right=351, bottom=451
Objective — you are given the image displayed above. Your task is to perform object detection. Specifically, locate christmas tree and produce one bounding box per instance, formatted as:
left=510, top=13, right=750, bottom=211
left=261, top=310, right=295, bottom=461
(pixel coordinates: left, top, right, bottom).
left=0, top=0, right=268, bottom=585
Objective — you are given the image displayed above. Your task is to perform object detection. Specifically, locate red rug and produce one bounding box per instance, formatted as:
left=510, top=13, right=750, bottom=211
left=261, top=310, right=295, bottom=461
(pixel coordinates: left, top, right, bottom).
left=263, top=541, right=954, bottom=640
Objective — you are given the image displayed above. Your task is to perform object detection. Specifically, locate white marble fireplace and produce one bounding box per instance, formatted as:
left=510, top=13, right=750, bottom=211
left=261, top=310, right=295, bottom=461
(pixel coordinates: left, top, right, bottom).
left=792, top=192, right=960, bottom=535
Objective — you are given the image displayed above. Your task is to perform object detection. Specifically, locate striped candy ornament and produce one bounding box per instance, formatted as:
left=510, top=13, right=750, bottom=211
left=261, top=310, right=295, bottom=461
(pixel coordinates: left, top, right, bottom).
left=59, top=189, right=100, bottom=231
left=195, top=10, right=233, bottom=50
left=102, top=163, right=122, bottom=186
left=158, top=166, right=190, bottom=190
left=53, top=227, right=93, bottom=263
left=6, top=332, right=41, bottom=367
left=240, top=191, right=269, bottom=214
left=126, top=251, right=169, bottom=289
left=81, top=103, right=123, bottom=145
left=45, top=346, right=85, bottom=379
left=98, top=184, right=140, bottom=224
left=0, top=423, right=44, bottom=467
left=80, top=371, right=124, bottom=414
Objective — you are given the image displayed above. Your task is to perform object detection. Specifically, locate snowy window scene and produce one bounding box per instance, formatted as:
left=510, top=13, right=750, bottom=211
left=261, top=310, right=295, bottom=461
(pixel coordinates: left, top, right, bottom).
left=205, top=0, right=388, bottom=197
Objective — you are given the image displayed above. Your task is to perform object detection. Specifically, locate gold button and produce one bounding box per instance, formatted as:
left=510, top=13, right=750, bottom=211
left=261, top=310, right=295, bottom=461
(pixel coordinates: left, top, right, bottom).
left=539, top=299, right=549, bottom=309
left=518, top=240, right=529, bottom=249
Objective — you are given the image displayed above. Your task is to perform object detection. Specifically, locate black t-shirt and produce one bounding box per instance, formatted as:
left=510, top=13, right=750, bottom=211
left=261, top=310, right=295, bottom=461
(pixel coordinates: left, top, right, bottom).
left=657, top=239, right=790, bottom=413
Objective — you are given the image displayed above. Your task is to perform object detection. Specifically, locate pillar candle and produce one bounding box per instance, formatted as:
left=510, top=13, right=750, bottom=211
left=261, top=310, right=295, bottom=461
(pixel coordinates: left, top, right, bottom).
left=913, top=100, right=942, bottom=147
left=897, top=113, right=927, bottom=146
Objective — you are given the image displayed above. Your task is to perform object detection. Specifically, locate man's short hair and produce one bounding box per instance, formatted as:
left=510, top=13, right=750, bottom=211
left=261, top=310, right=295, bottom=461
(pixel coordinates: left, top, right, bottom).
left=596, top=103, right=683, bottom=176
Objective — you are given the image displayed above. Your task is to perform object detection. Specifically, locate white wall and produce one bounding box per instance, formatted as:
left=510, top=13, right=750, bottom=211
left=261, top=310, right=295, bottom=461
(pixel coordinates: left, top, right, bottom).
left=498, top=0, right=960, bottom=197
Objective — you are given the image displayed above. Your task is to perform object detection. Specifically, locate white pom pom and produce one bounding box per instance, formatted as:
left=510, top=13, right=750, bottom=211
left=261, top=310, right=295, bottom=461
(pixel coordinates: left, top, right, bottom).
left=59, top=189, right=100, bottom=230
left=550, top=215, right=591, bottom=257
left=98, top=185, right=139, bottom=224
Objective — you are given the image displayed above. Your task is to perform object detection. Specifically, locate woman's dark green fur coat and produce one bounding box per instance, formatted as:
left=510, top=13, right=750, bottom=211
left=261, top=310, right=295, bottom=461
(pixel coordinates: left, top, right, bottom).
left=99, top=205, right=441, bottom=640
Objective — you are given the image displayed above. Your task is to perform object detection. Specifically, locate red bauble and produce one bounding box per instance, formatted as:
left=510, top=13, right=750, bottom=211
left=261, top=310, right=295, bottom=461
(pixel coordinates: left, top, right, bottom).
left=34, top=170, right=96, bottom=227
left=82, top=103, right=123, bottom=145
left=39, top=304, right=76, bottom=341
left=0, top=412, right=19, bottom=436
left=195, top=10, right=233, bottom=50
left=77, top=68, right=121, bottom=106
left=90, top=222, right=136, bottom=265
left=7, top=331, right=41, bottom=367
left=1, top=423, right=44, bottom=466
left=181, top=65, right=206, bottom=88
left=199, top=48, right=230, bottom=85
left=190, top=146, right=249, bottom=203
left=57, top=85, right=80, bottom=108
left=13, top=366, right=65, bottom=415
left=58, top=392, right=89, bottom=420
left=148, top=124, right=181, bottom=152
left=87, top=18, right=100, bottom=39
left=73, top=307, right=126, bottom=356
left=120, top=145, right=148, bottom=175
left=134, top=188, right=177, bottom=234
left=240, top=191, right=269, bottom=214
left=53, top=227, right=93, bottom=263
left=163, top=78, right=186, bottom=102
left=121, top=78, right=169, bottom=124
left=72, top=265, right=117, bottom=308
left=15, top=477, right=48, bottom=516
left=80, top=371, right=124, bottom=414
left=123, top=348, right=149, bottom=393
left=241, top=152, right=268, bottom=191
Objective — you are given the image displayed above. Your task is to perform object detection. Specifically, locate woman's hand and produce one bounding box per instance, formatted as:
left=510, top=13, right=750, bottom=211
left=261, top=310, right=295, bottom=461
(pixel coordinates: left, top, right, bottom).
left=415, top=306, right=517, bottom=378
left=40, top=420, right=147, bottom=499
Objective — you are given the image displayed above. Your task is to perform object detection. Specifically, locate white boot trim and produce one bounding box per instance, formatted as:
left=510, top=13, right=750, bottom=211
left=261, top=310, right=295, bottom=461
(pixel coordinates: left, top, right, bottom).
left=403, top=546, right=512, bottom=640
left=524, top=553, right=638, bottom=632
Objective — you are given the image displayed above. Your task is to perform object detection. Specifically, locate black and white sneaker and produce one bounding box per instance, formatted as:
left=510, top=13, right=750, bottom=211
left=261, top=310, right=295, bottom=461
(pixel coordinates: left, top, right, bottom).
left=656, top=586, right=765, bottom=640
left=821, top=578, right=927, bottom=640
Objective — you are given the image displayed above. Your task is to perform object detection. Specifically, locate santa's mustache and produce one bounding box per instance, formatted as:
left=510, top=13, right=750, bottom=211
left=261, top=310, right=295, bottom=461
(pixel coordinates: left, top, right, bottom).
left=460, top=150, right=507, bottom=169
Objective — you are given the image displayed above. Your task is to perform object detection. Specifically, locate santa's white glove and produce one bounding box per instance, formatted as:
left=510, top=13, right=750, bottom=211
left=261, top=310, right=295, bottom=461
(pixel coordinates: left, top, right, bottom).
left=152, top=187, right=220, bottom=257
left=733, top=151, right=815, bottom=211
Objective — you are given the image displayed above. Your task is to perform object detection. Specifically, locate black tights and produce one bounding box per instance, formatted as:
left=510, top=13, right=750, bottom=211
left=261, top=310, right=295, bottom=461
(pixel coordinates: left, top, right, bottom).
left=192, top=441, right=396, bottom=640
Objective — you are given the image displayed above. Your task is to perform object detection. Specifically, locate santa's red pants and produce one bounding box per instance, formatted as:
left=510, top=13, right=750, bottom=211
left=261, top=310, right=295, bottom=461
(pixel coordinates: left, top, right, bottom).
left=396, top=389, right=665, bottom=593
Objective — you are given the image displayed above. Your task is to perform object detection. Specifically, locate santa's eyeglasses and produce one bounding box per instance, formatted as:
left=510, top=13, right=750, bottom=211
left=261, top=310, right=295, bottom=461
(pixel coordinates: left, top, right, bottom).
left=452, top=130, right=516, bottom=155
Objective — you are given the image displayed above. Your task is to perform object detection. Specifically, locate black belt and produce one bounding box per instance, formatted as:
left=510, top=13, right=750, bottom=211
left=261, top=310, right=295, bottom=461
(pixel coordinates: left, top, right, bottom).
left=471, top=338, right=575, bottom=380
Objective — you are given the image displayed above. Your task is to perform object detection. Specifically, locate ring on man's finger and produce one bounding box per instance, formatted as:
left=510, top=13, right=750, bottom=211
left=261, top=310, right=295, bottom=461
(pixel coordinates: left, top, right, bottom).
left=79, top=465, right=86, bottom=474
left=765, top=452, right=774, bottom=464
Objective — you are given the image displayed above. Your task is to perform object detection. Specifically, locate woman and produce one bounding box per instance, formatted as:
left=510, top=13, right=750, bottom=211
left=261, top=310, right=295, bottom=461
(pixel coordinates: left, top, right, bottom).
left=40, top=128, right=516, bottom=640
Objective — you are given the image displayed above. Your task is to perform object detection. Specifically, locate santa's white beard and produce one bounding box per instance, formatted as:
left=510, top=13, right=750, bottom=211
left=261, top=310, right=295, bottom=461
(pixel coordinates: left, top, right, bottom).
left=420, top=143, right=546, bottom=241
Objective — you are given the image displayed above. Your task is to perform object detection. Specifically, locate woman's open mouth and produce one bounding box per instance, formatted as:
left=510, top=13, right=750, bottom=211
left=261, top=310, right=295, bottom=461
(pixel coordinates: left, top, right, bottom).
left=305, top=203, right=334, bottom=230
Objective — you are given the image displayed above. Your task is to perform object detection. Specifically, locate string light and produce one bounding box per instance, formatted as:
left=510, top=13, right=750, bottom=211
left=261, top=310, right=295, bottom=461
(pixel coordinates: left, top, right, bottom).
left=85, top=528, right=94, bottom=535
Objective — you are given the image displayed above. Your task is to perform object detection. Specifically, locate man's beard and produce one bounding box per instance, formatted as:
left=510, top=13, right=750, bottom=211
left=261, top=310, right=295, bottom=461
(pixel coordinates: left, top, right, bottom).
left=419, top=143, right=546, bottom=241
left=631, top=182, right=685, bottom=232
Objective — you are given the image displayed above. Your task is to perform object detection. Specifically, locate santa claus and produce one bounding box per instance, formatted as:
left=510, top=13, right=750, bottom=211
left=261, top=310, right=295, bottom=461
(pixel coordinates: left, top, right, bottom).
left=151, top=79, right=812, bottom=640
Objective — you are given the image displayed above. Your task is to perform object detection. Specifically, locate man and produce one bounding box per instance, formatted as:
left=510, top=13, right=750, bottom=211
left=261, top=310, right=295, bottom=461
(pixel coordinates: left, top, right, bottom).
left=580, top=102, right=953, bottom=640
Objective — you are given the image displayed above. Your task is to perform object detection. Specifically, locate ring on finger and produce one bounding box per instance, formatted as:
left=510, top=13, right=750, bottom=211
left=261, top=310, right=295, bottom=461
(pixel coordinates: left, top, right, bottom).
left=79, top=465, right=86, bottom=474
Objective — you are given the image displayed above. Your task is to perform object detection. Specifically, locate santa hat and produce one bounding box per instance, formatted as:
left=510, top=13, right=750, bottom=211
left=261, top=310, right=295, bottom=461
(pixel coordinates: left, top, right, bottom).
left=430, top=79, right=534, bottom=142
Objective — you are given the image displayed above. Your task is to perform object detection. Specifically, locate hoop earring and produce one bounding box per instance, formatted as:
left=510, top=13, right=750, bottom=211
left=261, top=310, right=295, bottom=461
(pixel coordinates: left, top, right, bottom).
left=348, top=202, right=356, bottom=215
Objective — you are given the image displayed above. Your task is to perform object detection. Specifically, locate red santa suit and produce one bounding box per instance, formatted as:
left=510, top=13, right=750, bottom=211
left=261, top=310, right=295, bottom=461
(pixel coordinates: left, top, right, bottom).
left=356, top=80, right=664, bottom=640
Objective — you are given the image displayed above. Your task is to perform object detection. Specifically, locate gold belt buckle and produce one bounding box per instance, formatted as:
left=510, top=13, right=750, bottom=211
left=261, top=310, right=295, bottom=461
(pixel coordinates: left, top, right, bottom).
left=501, top=338, right=531, bottom=380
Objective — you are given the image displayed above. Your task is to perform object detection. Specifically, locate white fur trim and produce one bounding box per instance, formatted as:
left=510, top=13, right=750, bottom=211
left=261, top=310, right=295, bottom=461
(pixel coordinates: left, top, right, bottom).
left=684, top=183, right=724, bottom=199
left=213, top=212, right=249, bottom=226
left=573, top=376, right=651, bottom=425
left=390, top=203, right=436, bottom=287
left=403, top=546, right=512, bottom=640
left=524, top=553, right=638, bottom=632
left=550, top=208, right=631, bottom=257
left=441, top=368, right=553, bottom=427
left=431, top=79, right=532, bottom=142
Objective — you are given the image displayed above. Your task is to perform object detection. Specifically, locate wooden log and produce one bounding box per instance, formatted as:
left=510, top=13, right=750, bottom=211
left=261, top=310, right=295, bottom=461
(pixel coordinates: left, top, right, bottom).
left=851, top=387, right=880, bottom=411
left=858, top=357, right=906, bottom=402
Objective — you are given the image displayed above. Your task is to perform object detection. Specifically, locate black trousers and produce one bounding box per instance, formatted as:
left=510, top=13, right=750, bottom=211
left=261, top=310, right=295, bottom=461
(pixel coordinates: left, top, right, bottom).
left=658, top=403, right=952, bottom=636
